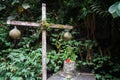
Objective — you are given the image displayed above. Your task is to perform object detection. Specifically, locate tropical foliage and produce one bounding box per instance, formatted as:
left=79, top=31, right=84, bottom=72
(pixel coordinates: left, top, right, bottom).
left=0, top=0, right=120, bottom=80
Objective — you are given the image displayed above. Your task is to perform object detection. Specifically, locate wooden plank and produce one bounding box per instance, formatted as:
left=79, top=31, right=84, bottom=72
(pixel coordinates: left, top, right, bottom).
left=7, top=20, right=41, bottom=27
left=7, top=20, right=73, bottom=30
left=42, top=29, right=47, bottom=80
left=50, top=23, right=73, bottom=30
left=42, top=3, right=47, bottom=80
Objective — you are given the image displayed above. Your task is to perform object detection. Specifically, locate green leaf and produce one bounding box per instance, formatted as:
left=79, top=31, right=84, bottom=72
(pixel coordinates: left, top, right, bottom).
left=115, top=3, right=120, bottom=16
left=108, top=2, right=119, bottom=14
left=108, top=2, right=120, bottom=17
left=118, top=2, right=120, bottom=10
left=11, top=77, right=23, bottom=80
left=22, top=3, right=30, bottom=9
left=7, top=16, right=16, bottom=20
left=12, top=0, right=19, bottom=5
left=116, top=8, right=120, bottom=16
left=95, top=74, right=101, bottom=79
left=0, top=4, right=6, bottom=11
left=112, top=12, right=119, bottom=18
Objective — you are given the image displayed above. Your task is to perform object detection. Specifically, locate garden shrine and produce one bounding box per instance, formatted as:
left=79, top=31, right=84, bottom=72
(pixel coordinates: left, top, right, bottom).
left=7, top=3, right=95, bottom=80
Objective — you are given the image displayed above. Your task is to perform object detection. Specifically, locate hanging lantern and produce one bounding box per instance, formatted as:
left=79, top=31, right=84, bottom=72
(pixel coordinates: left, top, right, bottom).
left=9, top=26, right=21, bottom=39
left=63, top=31, right=72, bottom=40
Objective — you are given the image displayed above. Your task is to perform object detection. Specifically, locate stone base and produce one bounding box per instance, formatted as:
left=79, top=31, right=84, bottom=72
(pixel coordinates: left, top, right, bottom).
left=48, top=60, right=95, bottom=80
left=47, top=71, right=95, bottom=80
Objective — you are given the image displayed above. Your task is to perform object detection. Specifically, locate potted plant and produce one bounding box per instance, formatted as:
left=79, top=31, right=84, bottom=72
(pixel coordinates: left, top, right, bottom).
left=63, top=45, right=77, bottom=74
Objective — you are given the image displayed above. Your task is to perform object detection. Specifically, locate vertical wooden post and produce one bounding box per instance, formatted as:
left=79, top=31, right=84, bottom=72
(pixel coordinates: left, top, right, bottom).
left=42, top=3, right=47, bottom=80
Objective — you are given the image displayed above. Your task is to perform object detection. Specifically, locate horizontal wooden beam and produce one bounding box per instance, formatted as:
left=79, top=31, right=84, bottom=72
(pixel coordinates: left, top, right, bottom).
left=50, top=23, right=73, bottom=30
left=7, top=20, right=73, bottom=30
left=7, top=20, right=41, bottom=27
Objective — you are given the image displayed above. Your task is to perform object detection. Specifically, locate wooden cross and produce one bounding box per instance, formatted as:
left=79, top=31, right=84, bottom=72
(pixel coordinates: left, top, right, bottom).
left=7, top=3, right=73, bottom=80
